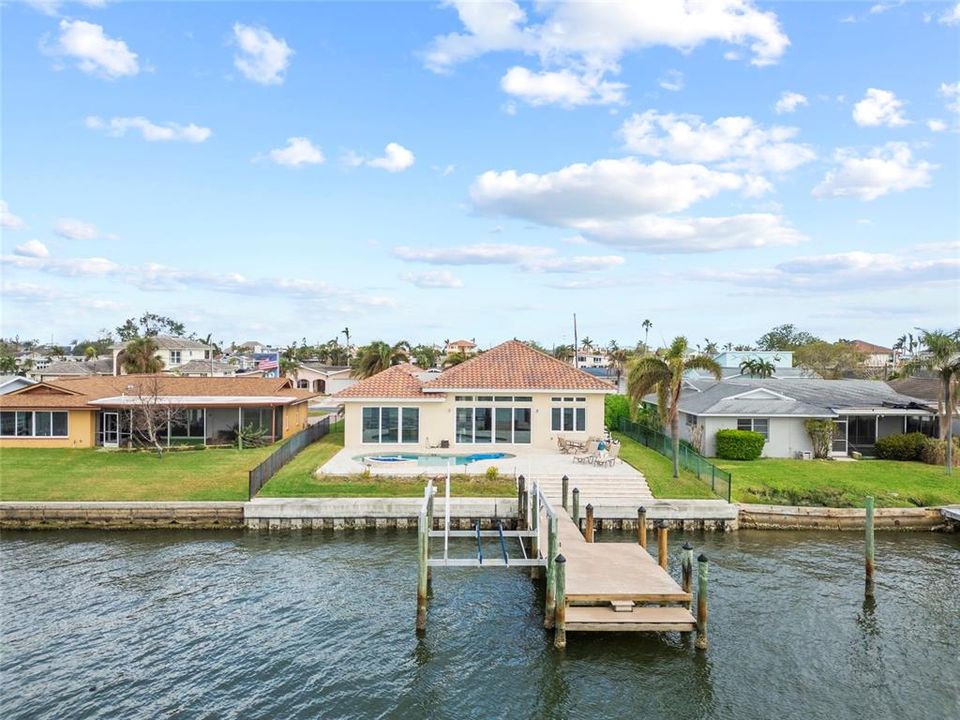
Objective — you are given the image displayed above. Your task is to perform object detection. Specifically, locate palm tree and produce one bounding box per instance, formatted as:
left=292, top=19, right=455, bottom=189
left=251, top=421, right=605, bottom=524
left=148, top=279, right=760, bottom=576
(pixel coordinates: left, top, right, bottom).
left=580, top=336, right=594, bottom=351
left=341, top=327, right=351, bottom=357
left=84, top=346, right=98, bottom=360
left=553, top=344, right=574, bottom=363
left=280, top=346, right=300, bottom=383
left=442, top=350, right=470, bottom=369
left=739, top=358, right=776, bottom=378
left=411, top=344, right=439, bottom=369
left=627, top=336, right=721, bottom=478
left=121, top=337, right=163, bottom=374
left=352, top=340, right=410, bottom=379
left=914, top=329, right=960, bottom=474
left=607, top=343, right=629, bottom=385
left=642, top=319, right=653, bottom=353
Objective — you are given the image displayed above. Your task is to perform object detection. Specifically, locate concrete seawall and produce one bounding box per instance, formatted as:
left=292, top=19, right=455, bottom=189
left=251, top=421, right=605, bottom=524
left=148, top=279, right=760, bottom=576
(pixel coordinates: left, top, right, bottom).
left=0, top=502, right=244, bottom=529
left=738, top=503, right=946, bottom=531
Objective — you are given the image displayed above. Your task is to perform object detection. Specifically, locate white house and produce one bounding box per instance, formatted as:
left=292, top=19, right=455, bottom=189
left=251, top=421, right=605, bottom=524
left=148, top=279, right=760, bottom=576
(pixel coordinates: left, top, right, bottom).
left=111, top=335, right=214, bottom=375
left=332, top=340, right=613, bottom=451
left=291, top=363, right=356, bottom=394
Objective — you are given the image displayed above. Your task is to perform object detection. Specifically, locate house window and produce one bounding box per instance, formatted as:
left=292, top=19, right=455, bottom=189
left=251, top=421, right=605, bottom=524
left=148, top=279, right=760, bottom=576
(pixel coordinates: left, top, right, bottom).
left=170, top=409, right=205, bottom=438
left=736, top=418, right=769, bottom=441
left=361, top=407, right=419, bottom=444
left=0, top=411, right=69, bottom=438
left=455, top=405, right=531, bottom=444
left=551, top=398, right=587, bottom=432
left=170, top=350, right=182, bottom=365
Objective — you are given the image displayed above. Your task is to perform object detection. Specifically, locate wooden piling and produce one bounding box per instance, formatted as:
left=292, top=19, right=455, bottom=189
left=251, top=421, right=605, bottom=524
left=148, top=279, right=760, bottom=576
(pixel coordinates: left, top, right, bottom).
left=426, top=486, right=435, bottom=591
left=554, top=554, right=567, bottom=649
left=695, top=554, right=708, bottom=651
left=637, top=506, right=647, bottom=548
left=572, top=488, right=580, bottom=527
left=416, top=512, right=428, bottom=632
left=517, top=475, right=526, bottom=528
left=681, top=542, right=693, bottom=609
left=585, top=504, right=595, bottom=543
left=544, top=515, right=558, bottom=629
left=561, top=475, right=569, bottom=511
left=865, top=495, right=875, bottom=598
left=530, top=482, right=541, bottom=579
left=657, top=520, right=669, bottom=570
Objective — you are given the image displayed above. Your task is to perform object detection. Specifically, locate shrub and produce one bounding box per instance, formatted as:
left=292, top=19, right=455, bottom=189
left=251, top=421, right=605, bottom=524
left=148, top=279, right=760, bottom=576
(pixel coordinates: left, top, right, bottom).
left=715, top=429, right=765, bottom=460
left=605, top=395, right=632, bottom=431
left=485, top=466, right=500, bottom=482
left=919, top=437, right=960, bottom=467
left=874, top=432, right=927, bottom=461
left=804, top=419, right=834, bottom=459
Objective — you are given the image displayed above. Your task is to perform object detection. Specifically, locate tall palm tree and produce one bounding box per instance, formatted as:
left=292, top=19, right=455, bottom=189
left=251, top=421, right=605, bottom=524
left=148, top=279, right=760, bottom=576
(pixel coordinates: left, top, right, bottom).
left=739, top=358, right=775, bottom=378
left=627, top=336, right=721, bottom=478
left=553, top=344, right=574, bottom=363
left=341, top=327, right=351, bottom=356
left=580, top=336, right=594, bottom=350
left=915, top=329, right=960, bottom=474
left=352, top=340, right=410, bottom=379
left=280, top=346, right=300, bottom=383
left=607, top=343, right=630, bottom=385
left=642, top=319, right=653, bottom=353
left=121, top=337, right=163, bottom=374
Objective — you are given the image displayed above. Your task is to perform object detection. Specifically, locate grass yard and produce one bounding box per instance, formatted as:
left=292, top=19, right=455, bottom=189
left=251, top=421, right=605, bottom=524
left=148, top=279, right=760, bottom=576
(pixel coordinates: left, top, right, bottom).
left=611, top=431, right=719, bottom=500
left=0, top=444, right=278, bottom=501
left=716, top=457, right=960, bottom=508
left=259, top=421, right=516, bottom=497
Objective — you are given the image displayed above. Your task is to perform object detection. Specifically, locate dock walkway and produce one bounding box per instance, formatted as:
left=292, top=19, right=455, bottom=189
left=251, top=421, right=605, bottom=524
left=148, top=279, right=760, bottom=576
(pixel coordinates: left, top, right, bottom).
left=542, top=505, right=696, bottom=633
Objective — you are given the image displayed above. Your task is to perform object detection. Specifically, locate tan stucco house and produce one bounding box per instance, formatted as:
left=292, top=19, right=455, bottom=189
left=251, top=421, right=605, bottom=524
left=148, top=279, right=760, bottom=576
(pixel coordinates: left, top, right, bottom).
left=332, top=340, right=613, bottom=451
left=0, top=375, right=316, bottom=448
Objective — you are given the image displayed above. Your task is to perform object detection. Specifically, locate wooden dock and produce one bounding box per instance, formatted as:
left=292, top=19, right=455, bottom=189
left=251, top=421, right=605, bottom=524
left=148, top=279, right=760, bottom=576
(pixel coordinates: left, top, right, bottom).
left=542, top=504, right=696, bottom=634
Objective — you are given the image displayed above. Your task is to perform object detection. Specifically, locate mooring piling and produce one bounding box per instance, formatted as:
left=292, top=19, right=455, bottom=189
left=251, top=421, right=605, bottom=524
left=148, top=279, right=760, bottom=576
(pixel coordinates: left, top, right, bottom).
left=416, top=512, right=428, bottom=632
left=517, top=475, right=526, bottom=528
left=657, top=520, right=669, bottom=570
left=554, top=554, right=567, bottom=649
left=561, top=475, right=569, bottom=511
left=530, top=482, right=541, bottom=579
left=681, top=542, right=693, bottom=607
left=695, top=554, right=709, bottom=651
left=637, top=506, right=647, bottom=548
left=865, top=495, right=875, bottom=598
left=544, top=514, right=558, bottom=629
left=426, top=486, right=435, bottom=591
left=585, top=504, right=595, bottom=543
left=572, top=488, right=580, bottom=527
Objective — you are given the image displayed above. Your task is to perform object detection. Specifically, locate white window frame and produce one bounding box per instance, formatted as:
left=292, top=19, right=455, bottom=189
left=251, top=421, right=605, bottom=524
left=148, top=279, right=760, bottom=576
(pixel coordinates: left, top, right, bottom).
left=361, top=406, right=419, bottom=444
left=454, top=398, right=533, bottom=444
left=0, top=410, right=69, bottom=438
left=169, top=350, right=182, bottom=365
left=550, top=397, right=587, bottom=433
left=736, top=417, right=769, bottom=441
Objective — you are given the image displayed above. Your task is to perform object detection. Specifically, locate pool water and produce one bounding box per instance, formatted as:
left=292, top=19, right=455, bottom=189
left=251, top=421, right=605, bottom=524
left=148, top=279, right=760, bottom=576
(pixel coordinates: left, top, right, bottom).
left=353, top=451, right=515, bottom=466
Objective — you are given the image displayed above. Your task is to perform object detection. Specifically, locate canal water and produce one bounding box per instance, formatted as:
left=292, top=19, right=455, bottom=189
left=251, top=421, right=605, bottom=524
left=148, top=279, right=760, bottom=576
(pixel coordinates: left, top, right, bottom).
left=1, top=529, right=957, bottom=719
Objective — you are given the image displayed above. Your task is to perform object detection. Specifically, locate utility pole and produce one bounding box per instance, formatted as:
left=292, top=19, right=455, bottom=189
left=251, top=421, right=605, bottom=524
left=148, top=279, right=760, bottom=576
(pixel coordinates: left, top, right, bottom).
left=573, top=313, right=579, bottom=369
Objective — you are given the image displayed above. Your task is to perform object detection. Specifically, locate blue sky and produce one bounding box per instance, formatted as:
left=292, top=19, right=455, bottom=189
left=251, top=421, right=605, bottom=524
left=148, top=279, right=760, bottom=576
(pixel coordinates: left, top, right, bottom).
left=1, top=0, right=958, bottom=351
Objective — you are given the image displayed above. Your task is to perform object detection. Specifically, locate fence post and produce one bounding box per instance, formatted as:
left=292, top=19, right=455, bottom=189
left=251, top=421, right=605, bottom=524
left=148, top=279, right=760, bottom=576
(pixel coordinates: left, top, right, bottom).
left=711, top=465, right=716, bottom=492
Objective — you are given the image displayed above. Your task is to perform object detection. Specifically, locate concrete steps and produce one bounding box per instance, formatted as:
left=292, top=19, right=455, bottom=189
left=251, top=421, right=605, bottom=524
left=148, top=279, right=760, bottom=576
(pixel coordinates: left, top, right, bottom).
left=530, top=476, right=655, bottom=505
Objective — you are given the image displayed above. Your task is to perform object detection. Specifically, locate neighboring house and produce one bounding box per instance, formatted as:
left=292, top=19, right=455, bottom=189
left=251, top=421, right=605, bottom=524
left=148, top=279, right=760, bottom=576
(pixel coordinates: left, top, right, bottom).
left=166, top=359, right=237, bottom=377
left=576, top=344, right=609, bottom=369
left=848, top=340, right=897, bottom=371
left=290, top=363, right=355, bottom=394
left=0, top=375, right=36, bottom=395
left=0, top=376, right=316, bottom=448
left=888, top=377, right=960, bottom=436
left=686, top=350, right=813, bottom=380
left=444, top=339, right=479, bottom=356
left=648, top=377, right=936, bottom=458
left=332, top=340, right=613, bottom=451
left=34, top=358, right=114, bottom=382
left=111, top=335, right=214, bottom=374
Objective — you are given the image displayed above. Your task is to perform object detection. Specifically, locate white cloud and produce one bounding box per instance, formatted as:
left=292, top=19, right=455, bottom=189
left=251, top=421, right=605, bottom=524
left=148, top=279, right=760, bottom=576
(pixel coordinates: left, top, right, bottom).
left=500, top=67, right=625, bottom=107
left=1, top=201, right=26, bottom=230
left=14, top=240, right=50, bottom=258
left=367, top=143, right=416, bottom=172
left=26, top=0, right=108, bottom=15
left=852, top=88, right=909, bottom=127
left=927, top=119, right=948, bottom=132
left=393, top=243, right=624, bottom=274
left=54, top=218, right=99, bottom=241
left=774, top=91, right=808, bottom=114
left=620, top=111, right=816, bottom=173
left=53, top=20, right=138, bottom=79
left=425, top=1, right=788, bottom=106
left=401, top=270, right=464, bottom=288
left=85, top=115, right=212, bottom=143
left=432, top=164, right=456, bottom=176
left=658, top=69, right=684, bottom=92
left=265, top=137, right=325, bottom=167
left=695, top=250, right=958, bottom=293
left=813, top=142, right=936, bottom=201
left=939, top=3, right=960, bottom=25
left=940, top=81, right=960, bottom=114
left=232, top=23, right=293, bottom=85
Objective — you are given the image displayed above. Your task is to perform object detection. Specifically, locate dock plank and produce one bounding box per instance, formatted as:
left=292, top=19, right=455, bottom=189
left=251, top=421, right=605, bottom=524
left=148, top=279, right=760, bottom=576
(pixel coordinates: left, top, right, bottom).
left=565, top=606, right=696, bottom=632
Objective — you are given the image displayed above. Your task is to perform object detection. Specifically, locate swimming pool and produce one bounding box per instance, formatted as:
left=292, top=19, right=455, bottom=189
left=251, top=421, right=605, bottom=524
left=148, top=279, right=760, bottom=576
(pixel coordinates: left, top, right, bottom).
left=353, top=451, right=515, bottom=467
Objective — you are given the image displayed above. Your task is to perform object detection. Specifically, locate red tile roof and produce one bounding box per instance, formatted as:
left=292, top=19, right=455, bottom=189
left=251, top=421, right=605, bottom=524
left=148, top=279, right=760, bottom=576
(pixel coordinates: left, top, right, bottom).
left=425, top=341, right=611, bottom=391
left=849, top=340, right=894, bottom=354
left=332, top=364, right=429, bottom=399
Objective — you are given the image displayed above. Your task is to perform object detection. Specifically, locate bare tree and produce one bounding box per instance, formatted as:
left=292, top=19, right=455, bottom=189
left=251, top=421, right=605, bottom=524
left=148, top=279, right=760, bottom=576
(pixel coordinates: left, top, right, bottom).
left=127, top=377, right=187, bottom=457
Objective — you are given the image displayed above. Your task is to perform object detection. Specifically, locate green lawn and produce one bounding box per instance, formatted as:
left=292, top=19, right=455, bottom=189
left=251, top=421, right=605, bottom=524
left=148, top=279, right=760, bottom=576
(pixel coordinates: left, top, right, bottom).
left=0, top=444, right=278, bottom=501
left=259, top=421, right=516, bottom=497
left=612, top=431, right=719, bottom=500
left=716, top=457, right=960, bottom=508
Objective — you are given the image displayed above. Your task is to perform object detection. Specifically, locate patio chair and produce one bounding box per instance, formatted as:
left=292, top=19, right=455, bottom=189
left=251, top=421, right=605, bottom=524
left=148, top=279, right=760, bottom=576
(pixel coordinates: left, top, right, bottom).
left=598, top=443, right=621, bottom=467
left=557, top=437, right=570, bottom=454
left=573, top=440, right=599, bottom=464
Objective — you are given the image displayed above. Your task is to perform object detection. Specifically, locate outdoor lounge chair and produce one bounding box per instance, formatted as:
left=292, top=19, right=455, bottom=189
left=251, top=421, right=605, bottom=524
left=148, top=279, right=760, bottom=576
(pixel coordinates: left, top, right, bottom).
left=573, top=441, right=599, bottom=463
left=598, top=443, right=621, bottom=467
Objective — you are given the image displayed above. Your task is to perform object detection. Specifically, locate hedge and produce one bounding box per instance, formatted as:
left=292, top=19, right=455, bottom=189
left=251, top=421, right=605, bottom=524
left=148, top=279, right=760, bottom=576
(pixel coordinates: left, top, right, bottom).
left=604, top=395, right=632, bottom=431
left=874, top=432, right=927, bottom=461
left=716, top=429, right=765, bottom=460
